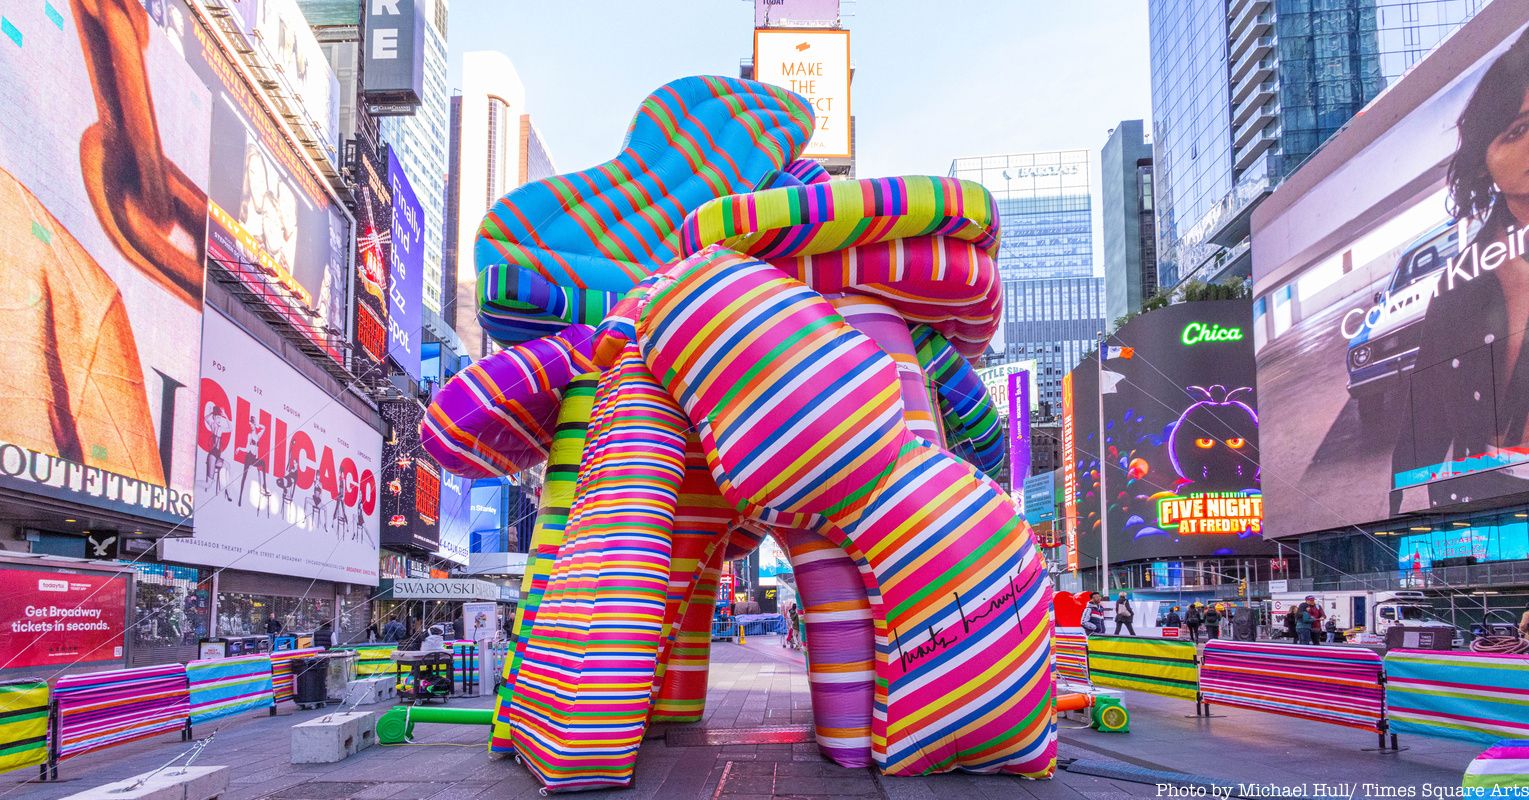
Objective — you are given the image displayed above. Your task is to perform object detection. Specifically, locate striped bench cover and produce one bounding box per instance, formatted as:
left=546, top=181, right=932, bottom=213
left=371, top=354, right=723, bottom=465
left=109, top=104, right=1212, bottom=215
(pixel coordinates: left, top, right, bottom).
left=1200, top=640, right=1384, bottom=731
left=1085, top=635, right=1199, bottom=700
left=186, top=655, right=274, bottom=724
left=1464, top=740, right=1529, bottom=791
left=54, top=664, right=189, bottom=760
left=1054, top=628, right=1090, bottom=685
left=0, top=679, right=49, bottom=774
left=1385, top=650, right=1529, bottom=744
left=270, top=648, right=326, bottom=703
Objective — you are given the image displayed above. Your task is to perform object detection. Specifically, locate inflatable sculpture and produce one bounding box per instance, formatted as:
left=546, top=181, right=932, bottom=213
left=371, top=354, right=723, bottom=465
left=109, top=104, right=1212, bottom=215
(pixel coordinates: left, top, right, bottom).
left=422, top=76, right=1056, bottom=792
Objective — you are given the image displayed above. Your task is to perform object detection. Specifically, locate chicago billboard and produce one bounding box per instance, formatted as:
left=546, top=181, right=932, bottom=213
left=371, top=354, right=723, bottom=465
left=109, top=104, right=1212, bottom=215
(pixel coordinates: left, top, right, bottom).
left=1252, top=8, right=1529, bottom=535
left=162, top=311, right=381, bottom=584
left=0, top=0, right=208, bottom=524
left=753, top=29, right=852, bottom=159
left=1064, top=301, right=1272, bottom=564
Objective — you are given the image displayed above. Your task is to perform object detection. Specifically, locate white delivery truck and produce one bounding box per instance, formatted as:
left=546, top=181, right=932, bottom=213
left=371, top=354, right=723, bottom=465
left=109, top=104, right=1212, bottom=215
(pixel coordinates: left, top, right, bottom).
left=1269, top=590, right=1452, bottom=642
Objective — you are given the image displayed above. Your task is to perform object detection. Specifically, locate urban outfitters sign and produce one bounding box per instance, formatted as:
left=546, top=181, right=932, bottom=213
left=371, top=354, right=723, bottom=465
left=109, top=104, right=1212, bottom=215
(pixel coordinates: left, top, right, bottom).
left=391, top=578, right=498, bottom=601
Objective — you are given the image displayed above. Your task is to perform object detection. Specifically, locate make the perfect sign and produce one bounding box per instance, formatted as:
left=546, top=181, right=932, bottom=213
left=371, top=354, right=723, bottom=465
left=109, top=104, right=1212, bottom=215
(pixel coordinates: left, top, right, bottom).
left=391, top=578, right=498, bottom=601
left=1180, top=322, right=1245, bottom=346
left=753, top=29, right=852, bottom=159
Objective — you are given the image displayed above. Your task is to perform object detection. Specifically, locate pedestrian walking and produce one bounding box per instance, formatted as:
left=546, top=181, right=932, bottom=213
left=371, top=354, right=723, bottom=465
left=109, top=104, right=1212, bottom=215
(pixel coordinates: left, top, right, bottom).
left=1185, top=603, right=1204, bottom=642
left=1303, top=595, right=1325, bottom=646
left=1165, top=606, right=1182, bottom=628
left=1296, top=602, right=1316, bottom=645
left=1204, top=604, right=1222, bottom=640
left=381, top=615, right=405, bottom=643
left=1324, top=617, right=1339, bottom=644
left=1284, top=606, right=1298, bottom=641
left=1113, top=593, right=1137, bottom=636
left=264, top=612, right=283, bottom=636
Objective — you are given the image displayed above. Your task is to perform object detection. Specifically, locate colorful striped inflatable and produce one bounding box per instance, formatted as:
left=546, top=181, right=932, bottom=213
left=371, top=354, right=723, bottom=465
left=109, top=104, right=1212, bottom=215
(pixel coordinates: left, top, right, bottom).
left=911, top=325, right=1003, bottom=474
left=270, top=647, right=326, bottom=704
left=505, top=344, right=691, bottom=791
left=1464, top=740, right=1529, bottom=791
left=1053, top=628, right=1090, bottom=685
left=0, top=679, right=49, bottom=775
left=1199, top=640, right=1384, bottom=731
left=186, top=655, right=275, bottom=725
left=54, top=664, right=189, bottom=760
left=474, top=76, right=812, bottom=344
left=1385, top=650, right=1529, bottom=744
left=1086, top=636, right=1199, bottom=700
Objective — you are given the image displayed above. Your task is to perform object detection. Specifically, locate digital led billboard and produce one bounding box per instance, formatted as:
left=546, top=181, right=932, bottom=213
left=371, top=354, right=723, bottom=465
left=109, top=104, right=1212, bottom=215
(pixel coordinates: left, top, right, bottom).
left=1064, top=301, right=1273, bottom=564
left=1251, top=5, right=1529, bottom=535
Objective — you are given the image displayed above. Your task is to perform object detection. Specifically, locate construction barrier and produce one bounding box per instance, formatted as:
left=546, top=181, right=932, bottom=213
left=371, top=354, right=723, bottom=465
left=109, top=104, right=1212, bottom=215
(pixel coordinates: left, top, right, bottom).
left=1054, top=627, right=1090, bottom=684
left=0, top=679, right=49, bottom=776
left=1385, top=650, right=1529, bottom=745
left=270, top=647, right=326, bottom=704
left=1085, top=635, right=1199, bottom=700
left=1464, top=740, right=1529, bottom=792
left=53, top=664, right=190, bottom=762
left=334, top=643, right=397, bottom=676
left=1199, top=641, right=1386, bottom=733
left=185, top=655, right=275, bottom=725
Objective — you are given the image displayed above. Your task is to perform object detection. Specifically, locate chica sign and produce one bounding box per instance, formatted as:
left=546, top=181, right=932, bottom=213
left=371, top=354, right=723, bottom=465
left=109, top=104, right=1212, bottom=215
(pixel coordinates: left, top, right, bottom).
left=1181, top=322, right=1245, bottom=346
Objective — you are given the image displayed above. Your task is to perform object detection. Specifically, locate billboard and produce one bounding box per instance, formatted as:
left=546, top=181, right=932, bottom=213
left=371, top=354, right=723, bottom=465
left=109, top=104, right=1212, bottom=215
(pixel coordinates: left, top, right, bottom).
left=1252, top=9, right=1529, bottom=535
left=387, top=154, right=424, bottom=381
left=1023, top=471, right=1057, bottom=524
left=1064, top=301, right=1273, bottom=563
left=976, top=361, right=1040, bottom=413
left=162, top=311, right=381, bottom=584
left=753, top=29, right=852, bottom=159
left=1008, top=371, right=1032, bottom=490
left=172, top=2, right=353, bottom=366
left=362, top=0, right=426, bottom=115
left=380, top=400, right=441, bottom=552
left=436, top=473, right=472, bottom=566
left=754, top=0, right=840, bottom=28
left=349, top=139, right=391, bottom=367
left=0, top=0, right=209, bottom=524
left=0, top=566, right=130, bottom=671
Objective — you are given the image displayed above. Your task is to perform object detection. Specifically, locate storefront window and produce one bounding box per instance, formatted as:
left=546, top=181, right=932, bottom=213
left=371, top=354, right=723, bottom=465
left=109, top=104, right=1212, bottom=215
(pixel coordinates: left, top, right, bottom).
left=124, top=563, right=210, bottom=656
left=217, top=593, right=335, bottom=637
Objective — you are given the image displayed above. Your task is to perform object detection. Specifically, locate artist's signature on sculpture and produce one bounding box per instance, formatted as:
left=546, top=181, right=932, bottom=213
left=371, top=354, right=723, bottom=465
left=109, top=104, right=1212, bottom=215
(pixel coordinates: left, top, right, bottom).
left=891, top=568, right=1035, bottom=672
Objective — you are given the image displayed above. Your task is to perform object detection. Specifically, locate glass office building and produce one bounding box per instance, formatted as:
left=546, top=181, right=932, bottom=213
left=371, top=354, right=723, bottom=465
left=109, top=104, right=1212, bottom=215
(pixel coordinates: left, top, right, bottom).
left=950, top=151, right=1102, bottom=417
left=1149, top=0, right=1486, bottom=291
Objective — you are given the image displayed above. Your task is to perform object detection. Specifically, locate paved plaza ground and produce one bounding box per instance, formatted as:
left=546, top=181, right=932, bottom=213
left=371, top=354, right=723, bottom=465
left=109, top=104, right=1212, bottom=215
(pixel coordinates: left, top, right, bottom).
left=1, top=637, right=1481, bottom=800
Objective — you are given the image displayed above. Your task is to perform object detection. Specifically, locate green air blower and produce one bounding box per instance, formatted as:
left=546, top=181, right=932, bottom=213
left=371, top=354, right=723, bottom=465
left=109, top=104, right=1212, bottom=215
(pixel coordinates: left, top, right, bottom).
left=1090, top=695, right=1130, bottom=733
left=376, top=705, right=495, bottom=744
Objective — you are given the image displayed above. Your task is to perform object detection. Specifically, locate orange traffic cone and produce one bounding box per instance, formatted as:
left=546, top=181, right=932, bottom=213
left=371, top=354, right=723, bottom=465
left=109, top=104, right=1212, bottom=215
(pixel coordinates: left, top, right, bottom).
left=739, top=624, right=747, bottom=645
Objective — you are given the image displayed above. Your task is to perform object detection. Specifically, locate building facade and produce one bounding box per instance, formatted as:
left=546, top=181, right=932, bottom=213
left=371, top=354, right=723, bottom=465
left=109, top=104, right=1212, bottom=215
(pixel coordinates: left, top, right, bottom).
left=950, top=151, right=1103, bottom=416
left=1149, top=0, right=1487, bottom=293
left=1101, top=120, right=1158, bottom=326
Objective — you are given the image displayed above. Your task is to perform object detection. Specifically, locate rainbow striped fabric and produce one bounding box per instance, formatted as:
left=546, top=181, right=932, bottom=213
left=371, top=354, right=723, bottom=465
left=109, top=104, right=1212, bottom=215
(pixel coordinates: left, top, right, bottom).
left=186, top=655, right=275, bottom=725
left=911, top=326, right=1003, bottom=474
left=651, top=546, right=726, bottom=723
left=449, top=642, right=478, bottom=689
left=493, top=375, right=596, bottom=754
left=780, top=528, right=875, bottom=768
left=1464, top=740, right=1529, bottom=791
left=1200, top=640, right=1384, bottom=731
left=335, top=644, right=397, bottom=676
left=54, top=664, right=189, bottom=760
left=506, top=344, right=691, bottom=791
left=1053, top=628, right=1091, bottom=685
left=1385, top=651, right=1529, bottom=744
left=473, top=76, right=812, bottom=344
left=422, top=326, right=597, bottom=479
left=270, top=647, right=325, bottom=703
left=0, top=679, right=49, bottom=775
left=1086, top=636, right=1199, bottom=700
left=638, top=248, right=1056, bottom=777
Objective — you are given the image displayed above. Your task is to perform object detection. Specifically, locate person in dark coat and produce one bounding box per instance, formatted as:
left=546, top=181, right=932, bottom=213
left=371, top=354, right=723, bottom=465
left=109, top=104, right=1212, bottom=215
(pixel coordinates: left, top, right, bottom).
left=380, top=615, right=405, bottom=643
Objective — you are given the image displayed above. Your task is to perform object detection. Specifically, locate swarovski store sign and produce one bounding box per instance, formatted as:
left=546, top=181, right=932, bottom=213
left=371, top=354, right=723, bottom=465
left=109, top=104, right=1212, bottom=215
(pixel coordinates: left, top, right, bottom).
left=389, top=578, right=497, bottom=601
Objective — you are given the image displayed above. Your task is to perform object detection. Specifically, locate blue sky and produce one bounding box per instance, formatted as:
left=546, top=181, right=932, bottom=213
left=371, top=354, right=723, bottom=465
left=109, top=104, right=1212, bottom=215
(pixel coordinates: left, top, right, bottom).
left=447, top=1, right=1153, bottom=178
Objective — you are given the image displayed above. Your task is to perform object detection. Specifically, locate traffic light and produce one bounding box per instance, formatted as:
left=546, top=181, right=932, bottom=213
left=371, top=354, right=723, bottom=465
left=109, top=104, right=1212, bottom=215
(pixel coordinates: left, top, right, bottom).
left=1238, top=580, right=1248, bottom=598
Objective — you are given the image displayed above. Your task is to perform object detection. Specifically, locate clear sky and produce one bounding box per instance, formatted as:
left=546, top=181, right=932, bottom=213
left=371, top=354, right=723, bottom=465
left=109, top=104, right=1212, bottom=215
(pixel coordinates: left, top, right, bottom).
left=446, top=1, right=1153, bottom=178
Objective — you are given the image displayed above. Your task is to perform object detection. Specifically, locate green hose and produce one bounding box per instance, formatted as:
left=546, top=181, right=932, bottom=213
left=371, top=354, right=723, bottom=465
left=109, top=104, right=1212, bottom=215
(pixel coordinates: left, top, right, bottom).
left=376, top=705, right=495, bottom=744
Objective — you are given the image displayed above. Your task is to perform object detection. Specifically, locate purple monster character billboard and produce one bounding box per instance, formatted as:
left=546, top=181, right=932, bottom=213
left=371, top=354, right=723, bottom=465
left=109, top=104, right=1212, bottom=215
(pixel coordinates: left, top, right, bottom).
left=1065, top=300, right=1273, bottom=562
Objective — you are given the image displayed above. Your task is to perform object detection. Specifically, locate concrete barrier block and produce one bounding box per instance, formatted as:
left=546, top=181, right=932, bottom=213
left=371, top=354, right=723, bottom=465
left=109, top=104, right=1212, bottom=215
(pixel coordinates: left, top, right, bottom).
left=60, top=765, right=229, bottom=800
left=290, top=711, right=378, bottom=764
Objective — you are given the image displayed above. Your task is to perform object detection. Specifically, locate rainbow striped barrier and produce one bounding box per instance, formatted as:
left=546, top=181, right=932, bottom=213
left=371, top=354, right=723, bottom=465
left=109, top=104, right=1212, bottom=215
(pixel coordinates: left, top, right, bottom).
left=1054, top=628, right=1090, bottom=685
left=186, top=655, right=275, bottom=725
left=334, top=643, right=397, bottom=676
left=270, top=647, right=326, bottom=704
left=1199, top=641, right=1385, bottom=736
left=54, top=664, right=189, bottom=762
left=1385, top=650, right=1529, bottom=745
left=1085, top=635, right=1198, bottom=700
left=449, top=642, right=478, bottom=693
left=0, top=679, right=49, bottom=776
left=1464, top=740, right=1529, bottom=792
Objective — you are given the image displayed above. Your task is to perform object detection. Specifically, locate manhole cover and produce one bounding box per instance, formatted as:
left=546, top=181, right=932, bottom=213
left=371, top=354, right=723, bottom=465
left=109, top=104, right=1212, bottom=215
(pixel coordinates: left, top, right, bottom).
left=666, top=724, right=814, bottom=746
left=265, top=781, right=379, bottom=799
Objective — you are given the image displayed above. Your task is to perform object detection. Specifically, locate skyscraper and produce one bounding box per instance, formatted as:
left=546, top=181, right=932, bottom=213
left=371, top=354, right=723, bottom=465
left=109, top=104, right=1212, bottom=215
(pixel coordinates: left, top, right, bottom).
left=1149, top=0, right=1487, bottom=292
left=445, top=51, right=537, bottom=359
left=379, top=0, right=451, bottom=317
left=1101, top=120, right=1157, bottom=326
left=949, top=150, right=1103, bottom=416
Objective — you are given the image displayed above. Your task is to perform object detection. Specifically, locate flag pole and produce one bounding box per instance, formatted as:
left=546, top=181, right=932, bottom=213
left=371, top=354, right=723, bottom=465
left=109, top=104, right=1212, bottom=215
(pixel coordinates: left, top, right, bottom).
left=1097, top=331, right=1111, bottom=597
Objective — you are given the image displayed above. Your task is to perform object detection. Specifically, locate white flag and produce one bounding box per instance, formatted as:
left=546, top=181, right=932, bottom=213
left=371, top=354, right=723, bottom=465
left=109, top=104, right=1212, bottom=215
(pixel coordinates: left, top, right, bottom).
left=1100, top=370, right=1127, bottom=395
